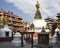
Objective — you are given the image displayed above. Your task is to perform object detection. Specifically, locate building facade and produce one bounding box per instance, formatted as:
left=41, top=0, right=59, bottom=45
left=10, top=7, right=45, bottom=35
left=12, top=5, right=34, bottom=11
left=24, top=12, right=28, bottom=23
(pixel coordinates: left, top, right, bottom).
left=56, top=13, right=60, bottom=29
left=0, top=8, right=23, bottom=32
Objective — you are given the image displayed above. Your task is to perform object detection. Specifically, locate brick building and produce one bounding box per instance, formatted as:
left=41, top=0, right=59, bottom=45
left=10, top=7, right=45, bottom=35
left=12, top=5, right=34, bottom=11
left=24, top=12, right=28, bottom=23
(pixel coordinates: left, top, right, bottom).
left=56, top=13, right=60, bottom=29
left=0, top=8, right=23, bottom=32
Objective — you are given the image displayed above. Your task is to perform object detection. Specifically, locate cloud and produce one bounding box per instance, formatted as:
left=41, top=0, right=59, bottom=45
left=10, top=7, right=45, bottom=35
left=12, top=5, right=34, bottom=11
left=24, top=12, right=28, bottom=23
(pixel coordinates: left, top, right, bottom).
left=5, top=0, right=35, bottom=13
left=4, top=0, right=60, bottom=20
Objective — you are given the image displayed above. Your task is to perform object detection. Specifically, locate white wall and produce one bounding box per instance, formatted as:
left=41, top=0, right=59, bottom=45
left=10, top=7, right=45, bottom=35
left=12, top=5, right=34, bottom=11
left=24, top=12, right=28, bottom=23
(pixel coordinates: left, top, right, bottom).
left=0, top=31, right=12, bottom=37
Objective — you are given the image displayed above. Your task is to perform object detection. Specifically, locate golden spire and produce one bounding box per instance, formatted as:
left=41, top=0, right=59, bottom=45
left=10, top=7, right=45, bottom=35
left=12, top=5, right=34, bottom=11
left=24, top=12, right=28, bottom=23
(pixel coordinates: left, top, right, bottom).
left=34, top=1, right=42, bottom=19
left=36, top=1, right=40, bottom=10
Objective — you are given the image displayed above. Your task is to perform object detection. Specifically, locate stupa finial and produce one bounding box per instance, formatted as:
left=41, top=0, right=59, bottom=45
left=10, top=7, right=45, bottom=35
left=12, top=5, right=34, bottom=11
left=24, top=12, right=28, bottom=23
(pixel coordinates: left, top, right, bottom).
left=34, top=1, right=42, bottom=19
left=36, top=1, right=40, bottom=10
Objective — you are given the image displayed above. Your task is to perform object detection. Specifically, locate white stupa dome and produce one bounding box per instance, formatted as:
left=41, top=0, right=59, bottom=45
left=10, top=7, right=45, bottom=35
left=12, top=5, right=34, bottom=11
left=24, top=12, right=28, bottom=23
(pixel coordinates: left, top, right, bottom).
left=14, top=32, right=21, bottom=37
left=0, top=25, right=12, bottom=32
left=55, top=28, right=60, bottom=32
left=33, top=19, right=47, bottom=28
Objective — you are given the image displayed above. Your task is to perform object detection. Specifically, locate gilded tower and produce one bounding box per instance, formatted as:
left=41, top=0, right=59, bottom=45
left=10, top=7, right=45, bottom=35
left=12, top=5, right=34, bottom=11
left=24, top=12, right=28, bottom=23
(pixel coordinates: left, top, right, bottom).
left=34, top=1, right=42, bottom=19
left=33, top=1, right=47, bottom=28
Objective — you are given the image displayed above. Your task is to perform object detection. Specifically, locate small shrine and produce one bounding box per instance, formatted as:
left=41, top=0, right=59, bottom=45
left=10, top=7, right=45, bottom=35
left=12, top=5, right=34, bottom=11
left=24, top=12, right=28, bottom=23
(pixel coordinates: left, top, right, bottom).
left=12, top=32, right=22, bottom=43
left=0, top=25, right=12, bottom=42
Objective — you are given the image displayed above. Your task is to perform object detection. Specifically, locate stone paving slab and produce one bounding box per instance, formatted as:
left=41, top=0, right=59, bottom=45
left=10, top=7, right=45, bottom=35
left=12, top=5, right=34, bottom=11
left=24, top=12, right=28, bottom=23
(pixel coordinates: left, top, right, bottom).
left=0, top=42, right=60, bottom=48
left=0, top=42, right=33, bottom=48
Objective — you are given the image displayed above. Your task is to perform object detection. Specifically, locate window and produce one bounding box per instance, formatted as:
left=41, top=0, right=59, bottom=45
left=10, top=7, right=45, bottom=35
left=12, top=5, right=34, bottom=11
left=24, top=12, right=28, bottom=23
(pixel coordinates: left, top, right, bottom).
left=5, top=32, right=9, bottom=37
left=12, top=16, right=15, bottom=19
left=0, top=14, right=2, bottom=16
left=0, top=11, right=1, bottom=13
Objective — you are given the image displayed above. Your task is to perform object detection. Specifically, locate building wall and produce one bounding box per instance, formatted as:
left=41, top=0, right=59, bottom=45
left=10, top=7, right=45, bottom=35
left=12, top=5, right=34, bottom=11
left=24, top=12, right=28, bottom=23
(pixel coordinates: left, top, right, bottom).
left=0, top=9, right=23, bottom=32
left=56, top=13, right=60, bottom=29
left=57, top=19, right=60, bottom=29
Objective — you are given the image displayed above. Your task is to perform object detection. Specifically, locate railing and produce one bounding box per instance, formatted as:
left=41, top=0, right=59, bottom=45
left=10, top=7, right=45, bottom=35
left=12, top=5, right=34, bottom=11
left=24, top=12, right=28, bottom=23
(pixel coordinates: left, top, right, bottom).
left=19, top=32, right=34, bottom=48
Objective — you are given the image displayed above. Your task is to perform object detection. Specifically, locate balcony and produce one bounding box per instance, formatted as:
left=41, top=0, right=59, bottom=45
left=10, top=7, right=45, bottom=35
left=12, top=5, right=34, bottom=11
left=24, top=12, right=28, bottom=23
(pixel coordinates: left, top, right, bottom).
left=13, top=23, right=17, bottom=26
left=14, top=19, right=22, bottom=23
left=7, top=18, right=12, bottom=21
left=12, top=19, right=16, bottom=22
left=8, top=22, right=12, bottom=25
left=17, top=16, right=22, bottom=20
left=18, top=24, right=23, bottom=27
left=13, top=23, right=23, bottom=27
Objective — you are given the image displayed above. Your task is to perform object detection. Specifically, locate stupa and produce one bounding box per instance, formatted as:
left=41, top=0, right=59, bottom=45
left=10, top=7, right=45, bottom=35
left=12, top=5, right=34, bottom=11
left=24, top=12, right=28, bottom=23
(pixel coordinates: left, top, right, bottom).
left=33, top=1, right=47, bottom=32
left=0, top=25, right=12, bottom=37
left=12, top=32, right=21, bottom=43
left=52, top=32, right=57, bottom=43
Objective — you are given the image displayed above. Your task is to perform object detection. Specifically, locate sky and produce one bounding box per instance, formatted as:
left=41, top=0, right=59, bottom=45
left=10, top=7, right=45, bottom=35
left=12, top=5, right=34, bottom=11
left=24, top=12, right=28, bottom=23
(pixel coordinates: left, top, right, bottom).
left=0, top=0, right=60, bottom=23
